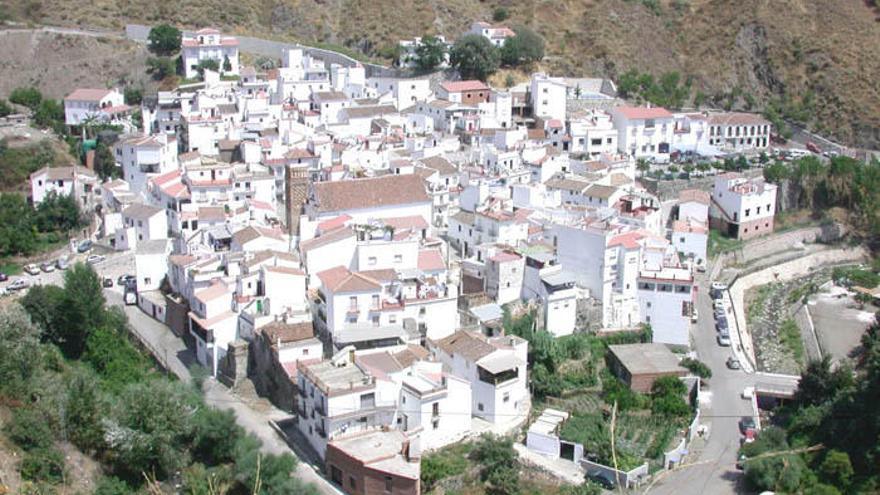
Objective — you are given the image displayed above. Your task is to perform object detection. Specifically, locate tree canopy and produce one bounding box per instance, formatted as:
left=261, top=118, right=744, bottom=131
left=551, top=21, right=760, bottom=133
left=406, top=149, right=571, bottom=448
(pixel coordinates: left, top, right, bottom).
left=414, top=35, right=447, bottom=72
left=449, top=34, right=500, bottom=81
left=500, top=26, right=545, bottom=66
left=147, top=24, right=182, bottom=56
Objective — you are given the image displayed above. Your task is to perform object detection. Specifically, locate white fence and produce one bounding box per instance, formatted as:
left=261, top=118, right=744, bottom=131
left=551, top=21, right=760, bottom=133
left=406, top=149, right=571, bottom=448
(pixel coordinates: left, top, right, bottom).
left=580, top=459, right=649, bottom=489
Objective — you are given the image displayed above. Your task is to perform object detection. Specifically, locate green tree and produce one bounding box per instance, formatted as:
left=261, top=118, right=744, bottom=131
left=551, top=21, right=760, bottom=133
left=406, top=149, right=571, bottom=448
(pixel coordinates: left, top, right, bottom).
left=680, top=357, right=712, bottom=379
left=197, top=58, right=221, bottom=77
left=9, top=87, right=42, bottom=110
left=232, top=434, right=317, bottom=494
left=763, top=161, right=790, bottom=183
left=190, top=407, right=243, bottom=466
left=794, top=356, right=854, bottom=408
left=472, top=434, right=520, bottom=495
left=58, top=263, right=107, bottom=358
left=493, top=6, right=510, bottom=21
left=64, top=367, right=106, bottom=451
left=414, top=35, right=447, bottom=72
left=147, top=56, right=176, bottom=80
left=0, top=306, right=43, bottom=397
left=0, top=193, right=36, bottom=256
left=819, top=450, right=853, bottom=489
left=123, top=87, right=143, bottom=105
left=148, top=24, right=182, bottom=56
left=650, top=376, right=691, bottom=418
left=0, top=98, right=12, bottom=117
left=500, top=26, right=545, bottom=66
left=35, top=191, right=82, bottom=233
left=104, top=379, right=200, bottom=481
left=222, top=54, right=232, bottom=73
left=32, top=99, right=64, bottom=130
left=83, top=325, right=149, bottom=391
left=94, top=142, right=120, bottom=180
left=6, top=408, right=54, bottom=451
left=449, top=34, right=500, bottom=81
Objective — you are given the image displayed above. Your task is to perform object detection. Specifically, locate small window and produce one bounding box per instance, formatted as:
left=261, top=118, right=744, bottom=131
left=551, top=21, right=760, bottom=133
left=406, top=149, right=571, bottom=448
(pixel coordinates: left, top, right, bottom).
left=503, top=392, right=510, bottom=403
left=368, top=256, right=377, bottom=266
left=349, top=477, right=356, bottom=489
left=478, top=403, right=484, bottom=412
left=394, top=254, right=402, bottom=263
left=385, top=476, right=393, bottom=492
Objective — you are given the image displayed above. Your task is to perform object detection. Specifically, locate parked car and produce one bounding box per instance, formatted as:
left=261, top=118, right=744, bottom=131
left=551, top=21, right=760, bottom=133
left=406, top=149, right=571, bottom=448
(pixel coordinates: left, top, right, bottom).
left=726, top=357, right=742, bottom=370
left=102, top=278, right=114, bottom=288
left=86, top=254, right=106, bottom=265
left=117, top=274, right=136, bottom=286
left=740, top=416, right=757, bottom=434
left=716, top=318, right=728, bottom=332
left=717, top=334, right=731, bottom=346
left=23, top=264, right=40, bottom=276
left=0, top=272, right=7, bottom=282
left=0, top=287, right=8, bottom=297
left=56, top=255, right=70, bottom=270
left=691, top=308, right=699, bottom=323
left=8, top=278, right=30, bottom=291
left=40, top=262, right=55, bottom=273
left=714, top=300, right=726, bottom=311
left=586, top=471, right=616, bottom=490
left=77, top=239, right=93, bottom=253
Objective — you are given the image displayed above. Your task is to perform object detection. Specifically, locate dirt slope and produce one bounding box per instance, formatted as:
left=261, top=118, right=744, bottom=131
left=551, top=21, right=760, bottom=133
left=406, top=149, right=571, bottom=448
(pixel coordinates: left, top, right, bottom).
left=4, top=0, right=879, bottom=148
left=0, top=29, right=157, bottom=100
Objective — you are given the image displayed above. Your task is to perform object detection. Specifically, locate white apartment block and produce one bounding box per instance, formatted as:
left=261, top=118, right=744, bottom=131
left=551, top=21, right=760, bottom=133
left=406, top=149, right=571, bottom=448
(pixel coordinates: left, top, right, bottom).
left=116, top=133, right=179, bottom=195
left=530, top=73, right=567, bottom=122
left=637, top=261, right=694, bottom=348
left=30, top=166, right=98, bottom=206
left=429, top=331, right=529, bottom=425
left=568, top=110, right=618, bottom=156
left=63, top=88, right=127, bottom=126
left=710, top=173, right=777, bottom=240
left=611, top=106, right=675, bottom=163
left=181, top=28, right=240, bottom=79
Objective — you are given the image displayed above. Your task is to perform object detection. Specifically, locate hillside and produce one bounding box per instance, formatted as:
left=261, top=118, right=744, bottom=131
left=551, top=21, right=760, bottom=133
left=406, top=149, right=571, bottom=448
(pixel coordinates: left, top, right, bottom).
left=4, top=0, right=879, bottom=148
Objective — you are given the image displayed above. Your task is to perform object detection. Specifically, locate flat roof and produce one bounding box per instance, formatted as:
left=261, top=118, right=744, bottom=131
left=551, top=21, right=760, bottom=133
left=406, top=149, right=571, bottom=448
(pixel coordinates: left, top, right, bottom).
left=608, top=343, right=686, bottom=376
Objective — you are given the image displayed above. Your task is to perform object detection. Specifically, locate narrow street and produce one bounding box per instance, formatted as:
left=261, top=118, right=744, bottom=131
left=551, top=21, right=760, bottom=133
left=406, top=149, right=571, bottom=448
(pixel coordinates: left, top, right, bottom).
left=648, top=269, right=799, bottom=495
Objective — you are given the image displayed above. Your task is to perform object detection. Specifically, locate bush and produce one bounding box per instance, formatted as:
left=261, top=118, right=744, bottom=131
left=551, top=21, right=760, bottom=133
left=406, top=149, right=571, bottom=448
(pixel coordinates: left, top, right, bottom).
left=94, top=476, right=132, bottom=495
left=493, top=6, right=510, bottom=21
left=6, top=408, right=54, bottom=451
left=147, top=56, right=176, bottom=80
left=0, top=99, right=12, bottom=117
left=9, top=87, right=42, bottom=110
left=20, top=447, right=66, bottom=483
left=680, top=357, right=712, bottom=379
left=421, top=448, right=468, bottom=491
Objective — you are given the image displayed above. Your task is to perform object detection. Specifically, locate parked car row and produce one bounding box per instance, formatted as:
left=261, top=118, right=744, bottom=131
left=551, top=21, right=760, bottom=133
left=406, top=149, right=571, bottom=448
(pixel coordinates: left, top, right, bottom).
left=711, top=282, right=732, bottom=347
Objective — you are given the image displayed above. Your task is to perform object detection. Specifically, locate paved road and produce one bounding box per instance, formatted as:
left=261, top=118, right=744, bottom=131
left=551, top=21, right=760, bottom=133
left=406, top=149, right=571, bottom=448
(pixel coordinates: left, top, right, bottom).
left=648, top=271, right=799, bottom=495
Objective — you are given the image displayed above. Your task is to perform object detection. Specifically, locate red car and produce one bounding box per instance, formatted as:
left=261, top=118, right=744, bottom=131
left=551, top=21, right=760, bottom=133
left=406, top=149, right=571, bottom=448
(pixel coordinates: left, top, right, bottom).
left=806, top=141, right=822, bottom=154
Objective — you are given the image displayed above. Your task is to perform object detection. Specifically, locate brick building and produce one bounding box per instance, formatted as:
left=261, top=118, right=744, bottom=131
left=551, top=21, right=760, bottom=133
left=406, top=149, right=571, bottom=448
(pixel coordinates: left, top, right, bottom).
left=607, top=343, right=687, bottom=393
left=325, top=429, right=420, bottom=495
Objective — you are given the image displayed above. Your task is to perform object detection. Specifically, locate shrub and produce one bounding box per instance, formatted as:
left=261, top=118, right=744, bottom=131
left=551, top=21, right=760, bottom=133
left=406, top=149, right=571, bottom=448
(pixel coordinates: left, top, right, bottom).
left=6, top=408, right=54, bottom=451
left=493, top=6, right=510, bottom=21
left=680, top=357, right=712, bottom=379
left=9, top=87, right=42, bottom=110
left=20, top=447, right=65, bottom=483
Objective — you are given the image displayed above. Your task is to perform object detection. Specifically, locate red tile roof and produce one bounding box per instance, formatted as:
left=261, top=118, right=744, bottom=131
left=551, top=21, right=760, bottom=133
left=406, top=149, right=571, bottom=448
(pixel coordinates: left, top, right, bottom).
left=312, top=175, right=429, bottom=213
left=440, top=80, right=490, bottom=93
left=64, top=88, right=113, bottom=102
left=614, top=106, right=673, bottom=120
left=418, top=249, right=445, bottom=272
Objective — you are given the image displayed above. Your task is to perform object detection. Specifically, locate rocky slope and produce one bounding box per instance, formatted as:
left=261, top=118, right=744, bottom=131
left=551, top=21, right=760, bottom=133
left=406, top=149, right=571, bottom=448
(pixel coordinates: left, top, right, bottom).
left=4, top=0, right=879, bottom=148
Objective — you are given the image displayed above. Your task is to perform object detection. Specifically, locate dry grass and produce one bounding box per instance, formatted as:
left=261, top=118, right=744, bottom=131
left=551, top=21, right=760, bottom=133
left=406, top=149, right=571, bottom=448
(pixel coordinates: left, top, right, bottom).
left=7, top=0, right=879, bottom=147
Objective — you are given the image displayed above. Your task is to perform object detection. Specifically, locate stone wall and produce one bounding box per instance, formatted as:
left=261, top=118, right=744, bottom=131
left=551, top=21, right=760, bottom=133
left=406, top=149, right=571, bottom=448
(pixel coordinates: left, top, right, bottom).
left=642, top=169, right=764, bottom=201
left=248, top=333, right=297, bottom=412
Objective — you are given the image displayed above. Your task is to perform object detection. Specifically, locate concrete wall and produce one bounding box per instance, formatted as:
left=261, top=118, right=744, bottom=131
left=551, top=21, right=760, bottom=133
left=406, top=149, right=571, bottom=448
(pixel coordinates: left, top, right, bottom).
left=580, top=459, right=649, bottom=489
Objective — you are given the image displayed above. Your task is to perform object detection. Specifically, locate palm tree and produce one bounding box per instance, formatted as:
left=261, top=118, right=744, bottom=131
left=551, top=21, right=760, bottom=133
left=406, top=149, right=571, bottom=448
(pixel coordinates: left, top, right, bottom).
left=636, top=158, right=650, bottom=177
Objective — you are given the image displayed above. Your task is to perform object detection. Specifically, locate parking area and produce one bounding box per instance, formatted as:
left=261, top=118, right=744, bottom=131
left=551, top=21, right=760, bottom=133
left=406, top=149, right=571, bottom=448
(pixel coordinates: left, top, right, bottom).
left=808, top=284, right=874, bottom=362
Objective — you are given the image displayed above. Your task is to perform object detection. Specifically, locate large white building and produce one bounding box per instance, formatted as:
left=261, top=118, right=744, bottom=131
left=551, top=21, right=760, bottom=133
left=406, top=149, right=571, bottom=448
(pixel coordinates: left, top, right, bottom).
left=611, top=106, right=675, bottom=163
left=116, top=133, right=179, bottom=195
left=63, top=88, right=127, bottom=127
left=181, top=28, right=240, bottom=79
left=429, top=331, right=529, bottom=425
left=710, top=173, right=777, bottom=240
left=530, top=73, right=567, bottom=122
